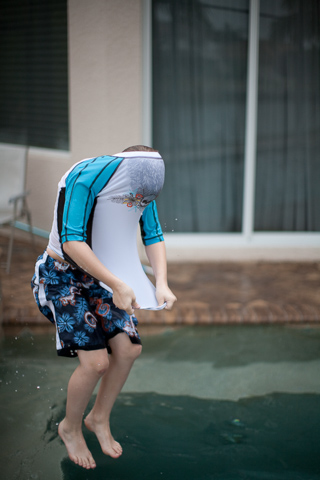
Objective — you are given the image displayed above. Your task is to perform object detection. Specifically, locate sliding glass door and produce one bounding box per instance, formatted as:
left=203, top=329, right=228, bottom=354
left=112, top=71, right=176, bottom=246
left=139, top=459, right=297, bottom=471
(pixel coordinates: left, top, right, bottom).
left=152, top=0, right=249, bottom=233
left=255, top=0, right=320, bottom=232
left=152, top=0, right=320, bottom=236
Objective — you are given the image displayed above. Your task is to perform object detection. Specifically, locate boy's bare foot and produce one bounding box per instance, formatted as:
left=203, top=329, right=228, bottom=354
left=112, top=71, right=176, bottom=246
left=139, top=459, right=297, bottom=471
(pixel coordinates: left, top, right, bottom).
left=58, top=419, right=96, bottom=469
left=84, top=413, right=123, bottom=458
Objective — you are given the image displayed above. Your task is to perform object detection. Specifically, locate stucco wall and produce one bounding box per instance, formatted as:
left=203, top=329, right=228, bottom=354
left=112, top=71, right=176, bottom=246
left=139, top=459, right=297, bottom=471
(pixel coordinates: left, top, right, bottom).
left=7, top=0, right=319, bottom=259
left=26, top=148, right=72, bottom=232
left=25, top=0, right=143, bottom=233
left=68, top=0, right=143, bottom=161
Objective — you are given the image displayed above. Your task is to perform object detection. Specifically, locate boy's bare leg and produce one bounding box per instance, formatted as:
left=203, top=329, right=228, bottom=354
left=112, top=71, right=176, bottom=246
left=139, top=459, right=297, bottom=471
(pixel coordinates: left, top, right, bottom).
left=84, top=333, right=142, bottom=458
left=58, top=349, right=109, bottom=469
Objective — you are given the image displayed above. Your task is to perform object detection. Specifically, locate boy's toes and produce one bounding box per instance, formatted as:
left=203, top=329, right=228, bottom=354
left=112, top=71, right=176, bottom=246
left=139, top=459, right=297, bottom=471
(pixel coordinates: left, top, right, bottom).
left=74, top=454, right=96, bottom=470
left=114, top=445, right=122, bottom=455
left=87, top=455, right=96, bottom=469
left=83, top=456, right=96, bottom=469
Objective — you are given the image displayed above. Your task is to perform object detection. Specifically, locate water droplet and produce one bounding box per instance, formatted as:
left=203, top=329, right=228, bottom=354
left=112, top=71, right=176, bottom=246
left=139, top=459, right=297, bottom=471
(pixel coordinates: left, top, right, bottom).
left=37, top=386, right=40, bottom=389
left=231, top=418, right=245, bottom=427
left=175, top=218, right=178, bottom=221
left=221, top=432, right=243, bottom=443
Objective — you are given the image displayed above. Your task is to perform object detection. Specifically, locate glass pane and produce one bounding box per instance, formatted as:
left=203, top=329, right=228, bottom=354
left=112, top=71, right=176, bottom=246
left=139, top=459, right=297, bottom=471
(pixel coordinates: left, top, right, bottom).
left=0, top=0, right=69, bottom=150
left=153, top=0, right=249, bottom=232
left=255, top=0, right=320, bottom=231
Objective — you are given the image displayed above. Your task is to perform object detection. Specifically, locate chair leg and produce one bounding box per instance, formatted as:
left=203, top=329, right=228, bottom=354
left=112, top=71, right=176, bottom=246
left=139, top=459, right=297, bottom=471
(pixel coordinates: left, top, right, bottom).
left=6, top=200, right=19, bottom=274
left=6, top=222, right=15, bottom=274
left=5, top=198, right=36, bottom=273
left=25, top=207, right=36, bottom=250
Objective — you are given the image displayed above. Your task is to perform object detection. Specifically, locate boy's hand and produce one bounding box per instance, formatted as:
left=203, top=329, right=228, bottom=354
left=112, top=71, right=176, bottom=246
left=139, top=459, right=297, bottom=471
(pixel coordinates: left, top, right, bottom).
left=155, top=284, right=177, bottom=310
left=112, top=281, right=140, bottom=315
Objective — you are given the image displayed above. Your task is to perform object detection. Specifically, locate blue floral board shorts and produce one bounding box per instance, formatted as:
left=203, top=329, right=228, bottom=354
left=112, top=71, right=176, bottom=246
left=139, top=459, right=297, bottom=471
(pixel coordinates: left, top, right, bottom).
left=31, top=251, right=141, bottom=358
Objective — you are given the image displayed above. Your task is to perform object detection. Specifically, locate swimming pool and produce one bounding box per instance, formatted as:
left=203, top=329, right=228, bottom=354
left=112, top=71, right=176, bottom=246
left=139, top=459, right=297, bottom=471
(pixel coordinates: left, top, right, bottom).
left=1, top=324, right=320, bottom=480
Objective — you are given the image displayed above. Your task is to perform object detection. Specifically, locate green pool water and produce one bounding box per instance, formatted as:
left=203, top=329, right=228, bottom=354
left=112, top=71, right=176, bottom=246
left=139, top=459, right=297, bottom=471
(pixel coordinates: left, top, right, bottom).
left=1, top=324, right=320, bottom=480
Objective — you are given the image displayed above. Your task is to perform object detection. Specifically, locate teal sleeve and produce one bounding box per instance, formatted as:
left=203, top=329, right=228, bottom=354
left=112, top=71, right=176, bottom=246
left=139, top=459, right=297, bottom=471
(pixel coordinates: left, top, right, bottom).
left=61, top=156, right=123, bottom=244
left=139, top=200, right=164, bottom=246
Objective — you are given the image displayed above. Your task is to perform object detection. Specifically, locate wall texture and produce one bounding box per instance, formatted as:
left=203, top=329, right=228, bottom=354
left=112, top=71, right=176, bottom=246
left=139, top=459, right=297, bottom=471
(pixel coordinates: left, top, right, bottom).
left=68, top=0, right=143, bottom=161
left=25, top=0, right=144, bottom=232
left=26, top=148, right=71, bottom=232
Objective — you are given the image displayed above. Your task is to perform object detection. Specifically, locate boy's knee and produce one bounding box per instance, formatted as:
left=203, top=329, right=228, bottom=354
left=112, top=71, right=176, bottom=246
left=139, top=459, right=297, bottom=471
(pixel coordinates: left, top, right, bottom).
left=79, top=350, right=109, bottom=376
left=130, top=343, right=142, bottom=360
left=124, top=343, right=142, bottom=363
left=112, top=340, right=142, bottom=362
left=94, top=358, right=109, bottom=376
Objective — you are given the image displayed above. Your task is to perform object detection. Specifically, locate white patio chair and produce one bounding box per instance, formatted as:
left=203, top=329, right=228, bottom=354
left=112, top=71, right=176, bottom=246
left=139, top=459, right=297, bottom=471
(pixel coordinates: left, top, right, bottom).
left=0, top=143, right=35, bottom=273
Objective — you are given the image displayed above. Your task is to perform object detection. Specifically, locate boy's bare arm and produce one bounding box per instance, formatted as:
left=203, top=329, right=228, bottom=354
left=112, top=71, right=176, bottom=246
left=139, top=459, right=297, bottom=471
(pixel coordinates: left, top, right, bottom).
left=144, top=241, right=177, bottom=310
left=63, top=241, right=139, bottom=315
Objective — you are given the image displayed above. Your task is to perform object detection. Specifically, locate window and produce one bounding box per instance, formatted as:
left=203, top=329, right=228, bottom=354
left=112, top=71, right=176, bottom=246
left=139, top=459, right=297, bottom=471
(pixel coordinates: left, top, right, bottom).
left=255, top=0, right=320, bottom=231
left=0, top=0, right=69, bottom=150
left=152, top=0, right=320, bottom=234
left=152, top=0, right=249, bottom=233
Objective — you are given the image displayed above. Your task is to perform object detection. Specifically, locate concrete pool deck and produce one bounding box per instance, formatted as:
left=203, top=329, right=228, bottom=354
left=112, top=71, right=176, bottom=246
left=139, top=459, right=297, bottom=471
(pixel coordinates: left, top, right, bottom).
left=1, top=324, right=320, bottom=480
left=1, top=233, right=320, bottom=327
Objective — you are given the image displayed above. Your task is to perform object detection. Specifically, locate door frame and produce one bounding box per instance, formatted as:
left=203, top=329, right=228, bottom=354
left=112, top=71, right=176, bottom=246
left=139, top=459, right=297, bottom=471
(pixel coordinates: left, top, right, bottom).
left=142, top=0, right=320, bottom=255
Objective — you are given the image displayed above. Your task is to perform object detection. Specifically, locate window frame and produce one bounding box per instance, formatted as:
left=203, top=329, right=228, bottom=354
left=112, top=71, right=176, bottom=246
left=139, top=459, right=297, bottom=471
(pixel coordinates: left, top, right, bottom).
left=144, top=0, right=320, bottom=248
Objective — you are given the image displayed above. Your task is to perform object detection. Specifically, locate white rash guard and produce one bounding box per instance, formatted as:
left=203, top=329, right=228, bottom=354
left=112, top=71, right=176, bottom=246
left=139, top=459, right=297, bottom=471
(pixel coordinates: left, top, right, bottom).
left=48, top=151, right=165, bottom=309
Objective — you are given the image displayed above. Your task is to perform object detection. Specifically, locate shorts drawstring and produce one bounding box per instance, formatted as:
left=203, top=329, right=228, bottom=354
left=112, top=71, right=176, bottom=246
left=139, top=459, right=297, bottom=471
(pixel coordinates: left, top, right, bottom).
left=129, top=315, right=135, bottom=329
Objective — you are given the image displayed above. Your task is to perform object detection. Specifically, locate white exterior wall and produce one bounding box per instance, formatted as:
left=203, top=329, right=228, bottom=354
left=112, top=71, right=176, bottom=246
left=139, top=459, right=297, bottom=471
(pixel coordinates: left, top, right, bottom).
left=25, top=148, right=72, bottom=232
left=25, top=0, right=143, bottom=233
left=6, top=0, right=319, bottom=260
left=68, top=0, right=143, bottom=161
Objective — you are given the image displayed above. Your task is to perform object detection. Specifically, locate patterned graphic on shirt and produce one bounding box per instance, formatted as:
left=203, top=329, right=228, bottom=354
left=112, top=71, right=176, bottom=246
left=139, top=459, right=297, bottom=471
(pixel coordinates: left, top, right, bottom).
left=110, top=158, right=165, bottom=211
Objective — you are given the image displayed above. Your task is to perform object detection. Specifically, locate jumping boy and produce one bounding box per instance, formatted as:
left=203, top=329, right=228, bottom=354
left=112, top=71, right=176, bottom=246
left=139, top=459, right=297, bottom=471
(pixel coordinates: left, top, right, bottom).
left=31, top=145, right=176, bottom=469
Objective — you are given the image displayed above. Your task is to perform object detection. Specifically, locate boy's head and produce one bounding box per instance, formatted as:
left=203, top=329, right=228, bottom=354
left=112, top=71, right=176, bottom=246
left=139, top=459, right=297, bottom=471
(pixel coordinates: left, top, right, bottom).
left=122, top=145, right=158, bottom=153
